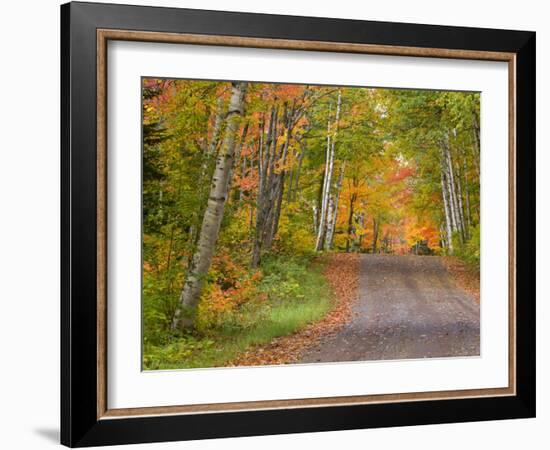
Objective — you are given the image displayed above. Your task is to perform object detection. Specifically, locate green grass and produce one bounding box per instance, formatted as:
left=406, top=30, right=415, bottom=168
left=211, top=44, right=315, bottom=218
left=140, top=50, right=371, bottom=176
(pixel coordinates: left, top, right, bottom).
left=143, top=256, right=333, bottom=370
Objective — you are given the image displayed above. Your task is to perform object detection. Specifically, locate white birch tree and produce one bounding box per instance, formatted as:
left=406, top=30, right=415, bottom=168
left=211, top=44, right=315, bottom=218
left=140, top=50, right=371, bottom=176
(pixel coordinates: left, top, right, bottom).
left=315, top=90, right=342, bottom=251
left=173, top=82, right=248, bottom=330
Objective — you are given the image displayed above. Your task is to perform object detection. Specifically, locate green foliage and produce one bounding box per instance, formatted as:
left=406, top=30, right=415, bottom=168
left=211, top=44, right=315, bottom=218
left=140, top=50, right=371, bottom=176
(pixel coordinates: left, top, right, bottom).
left=455, top=225, right=481, bottom=270
left=143, top=256, right=331, bottom=370
left=259, top=255, right=315, bottom=302
left=143, top=336, right=215, bottom=371
left=142, top=274, right=180, bottom=346
left=275, top=203, right=316, bottom=257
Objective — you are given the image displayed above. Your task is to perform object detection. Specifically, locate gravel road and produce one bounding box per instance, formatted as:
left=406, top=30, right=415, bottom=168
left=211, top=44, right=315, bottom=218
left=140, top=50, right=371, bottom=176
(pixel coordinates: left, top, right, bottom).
left=299, top=254, right=480, bottom=363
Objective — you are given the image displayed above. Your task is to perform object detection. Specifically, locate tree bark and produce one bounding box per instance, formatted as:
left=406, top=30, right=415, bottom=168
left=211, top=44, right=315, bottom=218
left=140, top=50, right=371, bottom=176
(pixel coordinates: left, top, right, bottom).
left=471, top=110, right=481, bottom=180
left=188, top=98, right=227, bottom=249
left=229, top=122, right=249, bottom=201
left=265, top=103, right=295, bottom=250
left=315, top=103, right=332, bottom=250
left=173, top=82, right=247, bottom=330
left=472, top=110, right=481, bottom=155
left=291, top=141, right=306, bottom=202
left=251, top=106, right=278, bottom=268
left=372, top=217, right=379, bottom=254
left=346, top=190, right=357, bottom=253
left=326, top=162, right=345, bottom=249
left=357, top=213, right=365, bottom=249
left=252, top=100, right=299, bottom=264
left=238, top=153, right=247, bottom=201
left=325, top=196, right=335, bottom=248
left=441, top=141, right=458, bottom=238
left=464, top=180, right=472, bottom=232
left=313, top=204, right=319, bottom=236
left=454, top=160, right=467, bottom=241
left=444, top=138, right=465, bottom=241
left=316, top=90, right=342, bottom=251
left=462, top=151, right=472, bottom=235
left=440, top=165, right=454, bottom=254
left=208, top=98, right=225, bottom=151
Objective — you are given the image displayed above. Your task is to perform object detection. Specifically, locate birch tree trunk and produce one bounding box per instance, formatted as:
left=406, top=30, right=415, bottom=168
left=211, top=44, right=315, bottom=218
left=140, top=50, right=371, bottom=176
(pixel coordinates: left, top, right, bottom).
left=444, top=165, right=457, bottom=234
left=440, top=167, right=454, bottom=254
left=204, top=97, right=226, bottom=170
left=471, top=110, right=481, bottom=180
left=346, top=190, right=357, bottom=253
left=189, top=98, right=227, bottom=248
left=439, top=223, right=447, bottom=250
left=462, top=151, right=472, bottom=235
left=441, top=141, right=458, bottom=238
left=444, top=139, right=464, bottom=241
left=454, top=162, right=467, bottom=240
left=173, top=82, right=247, bottom=330
left=315, top=104, right=332, bottom=251
left=325, top=196, right=335, bottom=249
left=326, top=162, right=345, bottom=249
left=315, top=90, right=341, bottom=251
left=316, top=138, right=335, bottom=249
left=313, top=204, right=319, bottom=235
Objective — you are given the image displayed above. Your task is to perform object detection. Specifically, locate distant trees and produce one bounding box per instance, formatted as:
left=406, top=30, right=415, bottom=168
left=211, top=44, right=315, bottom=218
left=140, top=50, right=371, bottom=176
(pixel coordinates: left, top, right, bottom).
left=385, top=90, right=480, bottom=254
left=142, top=79, right=480, bottom=331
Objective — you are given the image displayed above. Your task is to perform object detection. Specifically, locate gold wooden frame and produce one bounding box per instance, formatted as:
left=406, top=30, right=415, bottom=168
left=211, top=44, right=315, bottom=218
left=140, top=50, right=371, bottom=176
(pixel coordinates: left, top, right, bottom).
left=96, top=29, right=516, bottom=420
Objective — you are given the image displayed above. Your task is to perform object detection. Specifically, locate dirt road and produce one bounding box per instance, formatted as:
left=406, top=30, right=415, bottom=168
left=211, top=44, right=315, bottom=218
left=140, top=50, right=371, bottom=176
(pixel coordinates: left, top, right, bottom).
left=299, top=254, right=480, bottom=363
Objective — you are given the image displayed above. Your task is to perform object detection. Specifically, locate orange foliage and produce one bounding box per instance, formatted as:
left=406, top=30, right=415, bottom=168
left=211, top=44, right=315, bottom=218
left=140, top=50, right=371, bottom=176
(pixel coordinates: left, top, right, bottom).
left=336, top=155, right=440, bottom=254
left=198, top=252, right=263, bottom=321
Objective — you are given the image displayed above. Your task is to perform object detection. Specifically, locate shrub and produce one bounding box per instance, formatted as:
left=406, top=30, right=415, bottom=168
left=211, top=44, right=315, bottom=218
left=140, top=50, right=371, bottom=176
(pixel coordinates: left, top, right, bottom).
left=143, top=275, right=179, bottom=346
left=142, top=254, right=333, bottom=370
left=455, top=225, right=480, bottom=270
left=195, top=252, right=263, bottom=332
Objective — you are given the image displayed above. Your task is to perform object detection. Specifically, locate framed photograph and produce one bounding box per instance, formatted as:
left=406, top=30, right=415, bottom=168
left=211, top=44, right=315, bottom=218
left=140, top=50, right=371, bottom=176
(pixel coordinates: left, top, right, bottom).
left=61, top=1, right=535, bottom=447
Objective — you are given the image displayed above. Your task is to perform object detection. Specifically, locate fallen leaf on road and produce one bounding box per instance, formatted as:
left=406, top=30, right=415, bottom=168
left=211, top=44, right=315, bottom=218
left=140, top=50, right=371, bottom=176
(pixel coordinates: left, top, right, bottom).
left=441, top=256, right=480, bottom=304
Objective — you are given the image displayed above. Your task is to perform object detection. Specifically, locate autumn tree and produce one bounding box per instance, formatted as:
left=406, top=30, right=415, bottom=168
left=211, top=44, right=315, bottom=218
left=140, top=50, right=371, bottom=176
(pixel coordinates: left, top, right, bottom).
left=173, top=81, right=248, bottom=330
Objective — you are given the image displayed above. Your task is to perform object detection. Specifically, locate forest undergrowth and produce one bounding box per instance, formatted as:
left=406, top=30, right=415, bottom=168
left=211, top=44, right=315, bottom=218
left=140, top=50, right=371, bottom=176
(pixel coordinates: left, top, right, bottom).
left=143, top=254, right=333, bottom=370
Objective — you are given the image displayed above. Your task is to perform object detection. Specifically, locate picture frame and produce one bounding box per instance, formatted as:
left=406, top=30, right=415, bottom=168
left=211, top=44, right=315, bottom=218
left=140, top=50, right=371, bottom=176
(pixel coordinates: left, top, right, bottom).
left=60, top=1, right=535, bottom=447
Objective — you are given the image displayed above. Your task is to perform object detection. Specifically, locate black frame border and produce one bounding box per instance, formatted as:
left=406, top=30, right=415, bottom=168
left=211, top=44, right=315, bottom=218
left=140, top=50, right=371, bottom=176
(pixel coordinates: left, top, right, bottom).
left=61, top=2, right=535, bottom=447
